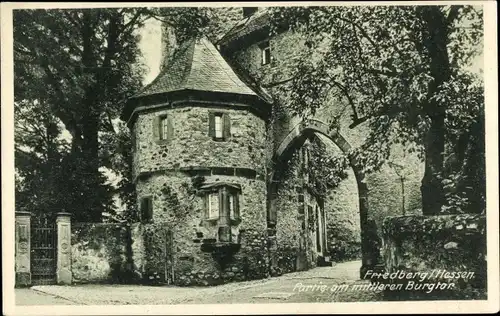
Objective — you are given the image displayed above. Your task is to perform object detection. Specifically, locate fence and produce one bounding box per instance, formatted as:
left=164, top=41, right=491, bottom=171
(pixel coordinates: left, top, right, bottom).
left=15, top=212, right=72, bottom=287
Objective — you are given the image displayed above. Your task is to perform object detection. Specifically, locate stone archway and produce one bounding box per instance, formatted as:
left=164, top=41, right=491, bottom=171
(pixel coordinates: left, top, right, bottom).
left=268, top=119, right=374, bottom=278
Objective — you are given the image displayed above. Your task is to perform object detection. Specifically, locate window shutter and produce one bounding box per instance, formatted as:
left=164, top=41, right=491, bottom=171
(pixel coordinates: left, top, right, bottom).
left=153, top=116, right=160, bottom=142
left=208, top=112, right=215, bottom=138
left=223, top=113, right=231, bottom=140
left=140, top=199, right=145, bottom=221
left=203, top=194, right=209, bottom=219
left=141, top=197, right=153, bottom=221
left=308, top=205, right=313, bottom=224
left=166, top=115, right=174, bottom=142
left=147, top=198, right=153, bottom=221
left=140, top=198, right=148, bottom=221
left=234, top=193, right=240, bottom=220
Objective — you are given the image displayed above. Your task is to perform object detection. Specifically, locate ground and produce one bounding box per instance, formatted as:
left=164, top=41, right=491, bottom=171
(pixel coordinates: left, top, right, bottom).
left=15, top=288, right=76, bottom=305
left=16, top=260, right=383, bottom=305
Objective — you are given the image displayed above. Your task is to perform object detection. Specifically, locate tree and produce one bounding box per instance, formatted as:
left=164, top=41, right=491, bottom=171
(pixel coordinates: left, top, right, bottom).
left=147, top=7, right=236, bottom=43
left=14, top=7, right=221, bottom=222
left=15, top=98, right=71, bottom=221
left=268, top=5, right=484, bottom=215
left=14, top=8, right=151, bottom=221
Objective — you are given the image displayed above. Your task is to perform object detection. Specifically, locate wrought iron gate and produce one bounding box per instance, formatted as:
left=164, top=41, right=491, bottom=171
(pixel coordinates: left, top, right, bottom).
left=31, top=223, right=57, bottom=285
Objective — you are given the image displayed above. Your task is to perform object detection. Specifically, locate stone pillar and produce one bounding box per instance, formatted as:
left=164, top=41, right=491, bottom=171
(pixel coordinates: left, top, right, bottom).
left=15, top=211, right=32, bottom=287
left=56, top=212, right=72, bottom=284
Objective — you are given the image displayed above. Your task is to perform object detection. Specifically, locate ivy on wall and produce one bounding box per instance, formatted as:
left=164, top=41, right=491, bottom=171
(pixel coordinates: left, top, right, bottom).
left=382, top=214, right=486, bottom=300
left=142, top=223, right=169, bottom=284
left=160, top=175, right=204, bottom=219
left=308, top=136, right=350, bottom=198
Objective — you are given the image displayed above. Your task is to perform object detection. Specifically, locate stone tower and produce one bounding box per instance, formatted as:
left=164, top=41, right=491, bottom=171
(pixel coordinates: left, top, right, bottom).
left=121, top=36, right=272, bottom=285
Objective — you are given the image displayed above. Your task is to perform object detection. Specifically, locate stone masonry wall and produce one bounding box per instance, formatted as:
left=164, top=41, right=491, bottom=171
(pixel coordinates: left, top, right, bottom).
left=132, top=101, right=269, bottom=285
left=271, top=145, right=326, bottom=275
left=71, top=223, right=135, bottom=284
left=380, top=214, right=487, bottom=300
left=229, top=30, right=305, bottom=88
left=133, top=103, right=269, bottom=285
left=135, top=173, right=268, bottom=285
left=316, top=103, right=425, bottom=239
left=324, top=169, right=362, bottom=262
left=226, top=26, right=425, bottom=241
left=133, top=106, right=268, bottom=178
left=272, top=150, right=305, bottom=275
left=318, top=135, right=362, bottom=262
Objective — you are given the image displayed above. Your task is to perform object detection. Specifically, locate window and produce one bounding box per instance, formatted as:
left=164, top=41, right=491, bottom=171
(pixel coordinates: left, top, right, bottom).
left=208, top=192, right=219, bottom=219
left=214, top=115, right=223, bottom=139
left=229, top=194, right=240, bottom=220
left=209, top=112, right=231, bottom=141
left=140, top=196, right=153, bottom=222
left=161, top=117, right=169, bottom=140
left=154, top=114, right=173, bottom=143
left=229, top=195, right=234, bottom=219
left=260, top=41, right=271, bottom=65
left=204, top=186, right=240, bottom=221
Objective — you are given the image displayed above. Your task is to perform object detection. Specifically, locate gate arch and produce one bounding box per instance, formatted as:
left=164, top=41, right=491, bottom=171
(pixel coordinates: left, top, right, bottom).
left=268, top=119, right=374, bottom=278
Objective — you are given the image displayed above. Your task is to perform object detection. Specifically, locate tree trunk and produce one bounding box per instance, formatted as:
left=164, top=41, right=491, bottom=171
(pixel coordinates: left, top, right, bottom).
left=421, top=114, right=445, bottom=215
left=418, top=7, right=451, bottom=215
left=77, top=10, right=104, bottom=222
left=82, top=111, right=103, bottom=222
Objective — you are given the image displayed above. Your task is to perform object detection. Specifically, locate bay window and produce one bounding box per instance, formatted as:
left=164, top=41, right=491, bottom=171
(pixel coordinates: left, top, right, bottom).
left=203, top=184, right=240, bottom=222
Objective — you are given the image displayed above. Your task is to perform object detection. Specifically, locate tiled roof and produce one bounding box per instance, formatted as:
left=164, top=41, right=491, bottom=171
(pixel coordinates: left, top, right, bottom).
left=217, top=9, right=270, bottom=46
left=131, top=37, right=260, bottom=99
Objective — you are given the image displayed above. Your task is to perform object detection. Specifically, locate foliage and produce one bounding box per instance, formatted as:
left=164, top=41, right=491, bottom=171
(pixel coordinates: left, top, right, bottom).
left=71, top=223, right=137, bottom=283
left=268, top=5, right=484, bottom=215
left=142, top=223, right=168, bottom=285
left=440, top=73, right=485, bottom=214
left=101, top=122, right=138, bottom=222
left=153, top=7, right=243, bottom=46
left=308, top=136, right=350, bottom=197
left=14, top=7, right=215, bottom=222
left=382, top=214, right=486, bottom=300
left=14, top=8, right=149, bottom=221
left=327, top=229, right=361, bottom=262
left=15, top=99, right=71, bottom=220
left=161, top=181, right=197, bottom=219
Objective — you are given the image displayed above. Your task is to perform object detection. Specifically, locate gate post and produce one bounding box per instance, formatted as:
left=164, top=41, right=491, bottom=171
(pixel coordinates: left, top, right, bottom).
left=15, top=211, right=32, bottom=287
left=56, top=212, right=72, bottom=284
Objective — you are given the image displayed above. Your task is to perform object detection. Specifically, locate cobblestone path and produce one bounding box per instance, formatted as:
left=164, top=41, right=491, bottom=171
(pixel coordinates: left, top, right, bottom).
left=17, top=260, right=382, bottom=305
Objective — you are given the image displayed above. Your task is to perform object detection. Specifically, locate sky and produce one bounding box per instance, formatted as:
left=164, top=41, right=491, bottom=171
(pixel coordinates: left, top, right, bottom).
left=137, top=19, right=163, bottom=86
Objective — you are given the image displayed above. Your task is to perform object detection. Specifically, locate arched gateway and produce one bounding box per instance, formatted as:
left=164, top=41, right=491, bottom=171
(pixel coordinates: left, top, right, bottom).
left=268, top=118, right=376, bottom=278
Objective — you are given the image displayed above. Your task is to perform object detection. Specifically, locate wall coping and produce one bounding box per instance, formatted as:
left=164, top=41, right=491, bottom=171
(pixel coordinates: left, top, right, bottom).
left=382, top=213, right=486, bottom=237
left=15, top=211, right=33, bottom=217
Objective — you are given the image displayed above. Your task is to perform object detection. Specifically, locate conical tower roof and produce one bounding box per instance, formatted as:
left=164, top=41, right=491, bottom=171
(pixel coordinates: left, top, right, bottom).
left=122, top=36, right=271, bottom=122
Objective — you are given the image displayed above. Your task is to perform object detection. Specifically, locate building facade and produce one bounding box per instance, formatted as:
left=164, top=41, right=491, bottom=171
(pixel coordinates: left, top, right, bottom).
left=121, top=7, right=423, bottom=285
